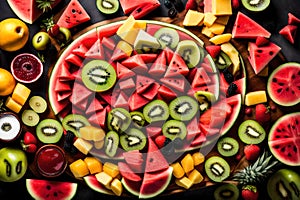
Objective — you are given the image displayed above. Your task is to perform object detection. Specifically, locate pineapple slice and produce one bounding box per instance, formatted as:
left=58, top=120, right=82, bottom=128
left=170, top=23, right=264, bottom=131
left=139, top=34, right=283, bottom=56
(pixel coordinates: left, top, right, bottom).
left=203, top=12, right=217, bottom=27
left=95, top=171, right=113, bottom=189
left=73, top=138, right=93, bottom=155
left=181, top=154, right=194, bottom=174
left=215, top=16, right=230, bottom=25
left=69, top=159, right=90, bottom=178
left=245, top=91, right=267, bottom=106
left=5, top=97, right=22, bottom=113
left=111, top=178, right=123, bottom=196
left=208, top=23, right=226, bottom=35
left=11, top=83, right=30, bottom=105
left=84, top=157, right=103, bottom=174
left=220, top=42, right=240, bottom=75
left=183, top=10, right=204, bottom=26
left=103, top=162, right=119, bottom=178
left=79, top=125, right=106, bottom=141
left=202, top=26, right=215, bottom=38
left=170, top=162, right=185, bottom=178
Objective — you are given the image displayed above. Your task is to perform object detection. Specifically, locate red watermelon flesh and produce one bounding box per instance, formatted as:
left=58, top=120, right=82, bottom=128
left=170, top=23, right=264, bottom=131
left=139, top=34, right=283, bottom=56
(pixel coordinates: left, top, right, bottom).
left=279, top=25, right=298, bottom=44
left=119, top=0, right=160, bottom=15
left=164, top=53, right=189, bottom=77
left=121, top=55, right=148, bottom=72
left=186, top=117, right=201, bottom=142
left=248, top=41, right=281, bottom=74
left=26, top=179, right=77, bottom=200
left=118, top=162, right=142, bottom=182
left=113, top=91, right=129, bottom=108
left=123, top=150, right=144, bottom=173
left=57, top=0, right=90, bottom=29
left=142, top=82, right=160, bottom=100
left=85, top=97, right=104, bottom=115
left=116, top=62, right=135, bottom=79
left=72, top=43, right=89, bottom=58
left=148, top=51, right=167, bottom=76
left=58, top=62, right=74, bottom=81
left=119, top=78, right=135, bottom=90
left=160, top=77, right=187, bottom=92
left=232, top=12, right=271, bottom=39
left=191, top=67, right=211, bottom=88
left=268, top=112, right=300, bottom=166
left=121, top=178, right=141, bottom=197
left=138, top=54, right=158, bottom=64
left=146, top=126, right=162, bottom=138
left=157, top=85, right=177, bottom=101
left=136, top=75, right=156, bottom=94
left=7, top=0, right=61, bottom=24
left=83, top=175, right=113, bottom=195
left=128, top=92, right=150, bottom=111
left=288, top=13, right=300, bottom=25
left=84, top=39, right=105, bottom=59
left=88, top=108, right=107, bottom=128
left=54, top=80, right=72, bottom=92
left=101, top=37, right=116, bottom=50
left=130, top=2, right=161, bottom=19
left=57, top=91, right=72, bottom=102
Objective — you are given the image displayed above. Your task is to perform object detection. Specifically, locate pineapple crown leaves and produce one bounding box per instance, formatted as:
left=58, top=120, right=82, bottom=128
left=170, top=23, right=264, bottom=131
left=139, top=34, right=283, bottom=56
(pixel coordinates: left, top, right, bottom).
left=36, top=0, right=55, bottom=13
left=233, top=151, right=279, bottom=186
left=0, top=99, right=7, bottom=112
left=40, top=16, right=55, bottom=32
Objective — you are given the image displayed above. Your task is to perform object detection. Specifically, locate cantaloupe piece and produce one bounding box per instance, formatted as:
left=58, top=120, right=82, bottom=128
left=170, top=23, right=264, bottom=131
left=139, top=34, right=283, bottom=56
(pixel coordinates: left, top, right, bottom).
left=245, top=91, right=267, bottom=106
left=181, top=154, right=194, bottom=174
left=212, top=0, right=232, bottom=15
left=209, top=33, right=232, bottom=45
left=73, top=138, right=93, bottom=155
left=11, top=83, right=31, bottom=105
left=111, top=178, right=123, bottom=196
left=170, top=162, right=185, bottom=178
left=103, top=162, right=119, bottom=178
left=69, top=159, right=90, bottom=178
left=220, top=42, right=240, bottom=75
left=192, top=152, right=205, bottom=166
left=203, top=12, right=217, bottom=27
left=175, top=176, right=193, bottom=189
left=84, top=157, right=103, bottom=174
left=202, top=26, right=215, bottom=38
left=187, top=169, right=203, bottom=184
left=95, top=171, right=113, bottom=189
left=208, top=23, right=226, bottom=35
left=183, top=10, right=204, bottom=26
left=79, top=125, right=106, bottom=141
left=5, top=97, right=22, bottom=113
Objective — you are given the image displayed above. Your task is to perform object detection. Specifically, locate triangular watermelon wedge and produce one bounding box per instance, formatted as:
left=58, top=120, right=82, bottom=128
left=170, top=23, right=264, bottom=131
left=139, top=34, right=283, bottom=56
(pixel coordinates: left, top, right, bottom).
left=72, top=43, right=89, bottom=58
left=116, top=62, right=135, bottom=79
left=232, top=12, right=271, bottom=39
left=85, top=97, right=104, bottom=116
left=148, top=51, right=167, bottom=76
left=288, top=13, right=300, bottom=25
left=248, top=41, right=281, bottom=74
left=279, top=25, right=298, bottom=44
left=84, top=39, right=105, bottom=59
left=57, top=0, right=90, bottom=29
left=136, top=75, right=155, bottom=94
left=119, top=0, right=160, bottom=17
left=121, top=55, right=148, bottom=72
left=191, top=67, right=211, bottom=88
left=164, top=53, right=189, bottom=77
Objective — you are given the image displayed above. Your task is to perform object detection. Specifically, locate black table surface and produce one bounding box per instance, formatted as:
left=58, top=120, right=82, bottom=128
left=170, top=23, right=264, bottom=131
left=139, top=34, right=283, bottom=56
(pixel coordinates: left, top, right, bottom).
left=0, top=0, right=300, bottom=199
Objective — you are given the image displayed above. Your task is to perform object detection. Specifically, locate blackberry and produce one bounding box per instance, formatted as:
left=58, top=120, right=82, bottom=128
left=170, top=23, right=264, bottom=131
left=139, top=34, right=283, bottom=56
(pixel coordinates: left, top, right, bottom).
left=65, top=130, right=76, bottom=143
left=168, top=7, right=177, bottom=18
left=164, top=0, right=172, bottom=8
left=223, top=68, right=234, bottom=83
left=227, top=82, right=238, bottom=96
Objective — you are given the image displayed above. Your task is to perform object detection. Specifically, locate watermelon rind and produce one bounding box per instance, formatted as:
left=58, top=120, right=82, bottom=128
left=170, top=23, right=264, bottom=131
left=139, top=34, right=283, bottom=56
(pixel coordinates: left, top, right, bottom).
left=268, top=112, right=300, bottom=166
left=267, top=62, right=300, bottom=106
left=26, top=179, right=78, bottom=200
left=121, top=178, right=141, bottom=197
left=83, top=175, right=114, bottom=195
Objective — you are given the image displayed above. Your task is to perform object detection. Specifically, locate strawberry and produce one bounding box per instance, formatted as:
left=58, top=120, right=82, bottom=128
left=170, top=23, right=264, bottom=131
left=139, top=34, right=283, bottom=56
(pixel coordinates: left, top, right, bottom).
left=185, top=0, right=197, bottom=10
left=23, top=131, right=37, bottom=145
left=49, top=24, right=60, bottom=37
left=255, top=36, right=270, bottom=47
left=155, top=135, right=167, bottom=149
left=244, top=144, right=260, bottom=161
left=232, top=0, right=240, bottom=9
left=24, top=144, right=37, bottom=153
left=205, top=45, right=221, bottom=59
left=255, top=103, right=271, bottom=125
left=241, top=185, right=259, bottom=200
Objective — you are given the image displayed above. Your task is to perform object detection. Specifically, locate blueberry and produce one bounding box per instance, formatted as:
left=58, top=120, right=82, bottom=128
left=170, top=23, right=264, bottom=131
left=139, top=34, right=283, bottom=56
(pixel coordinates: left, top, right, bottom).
left=164, top=0, right=172, bottom=8
left=168, top=7, right=177, bottom=18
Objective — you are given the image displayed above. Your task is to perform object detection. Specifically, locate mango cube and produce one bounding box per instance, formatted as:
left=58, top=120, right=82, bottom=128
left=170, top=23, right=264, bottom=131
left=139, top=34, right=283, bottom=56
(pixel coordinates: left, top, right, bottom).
left=187, top=169, right=204, bottom=184
left=208, top=23, right=226, bottom=35
left=5, top=97, right=22, bottom=113
left=94, top=140, right=104, bottom=149
left=95, top=171, right=113, bottom=189
left=111, top=178, right=123, bottom=196
left=209, top=33, right=232, bottom=45
left=183, top=10, right=204, bottom=26
left=73, top=138, right=93, bottom=155
left=103, top=162, right=119, bottom=178
left=170, top=162, right=185, bottom=178
left=181, top=154, right=194, bottom=174
left=69, top=159, right=90, bottom=178
left=202, top=26, right=215, bottom=38
left=116, top=40, right=133, bottom=57
left=212, top=0, right=232, bottom=16
left=203, top=12, right=217, bottom=27
left=12, top=83, right=31, bottom=105
left=84, top=157, right=103, bottom=174
left=175, top=176, right=193, bottom=189
left=215, top=16, right=230, bottom=25
left=79, top=125, right=105, bottom=141
left=192, top=152, right=205, bottom=166
left=245, top=91, right=267, bottom=106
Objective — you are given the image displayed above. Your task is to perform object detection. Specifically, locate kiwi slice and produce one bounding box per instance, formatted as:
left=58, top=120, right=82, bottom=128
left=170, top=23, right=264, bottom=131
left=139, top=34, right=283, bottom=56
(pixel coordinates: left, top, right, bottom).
left=130, top=111, right=145, bottom=128
left=162, top=119, right=187, bottom=140
left=215, top=51, right=232, bottom=70
left=205, top=156, right=230, bottom=182
left=81, top=59, right=117, bottom=92
left=36, top=119, right=63, bottom=143
left=154, top=27, right=180, bottom=49
left=214, top=183, right=239, bottom=200
left=194, top=91, right=216, bottom=112
left=238, top=120, right=266, bottom=144
left=21, top=109, right=40, bottom=127
left=62, top=114, right=90, bottom=136
left=107, top=108, right=131, bottom=133
left=143, top=100, right=169, bottom=123
left=241, top=0, right=271, bottom=12
left=120, top=128, right=147, bottom=151
left=96, top=0, right=119, bottom=14
left=169, top=96, right=199, bottom=121
left=104, top=131, right=119, bottom=157
left=217, top=137, right=239, bottom=157
left=29, top=96, right=47, bottom=113
left=175, top=40, right=203, bottom=68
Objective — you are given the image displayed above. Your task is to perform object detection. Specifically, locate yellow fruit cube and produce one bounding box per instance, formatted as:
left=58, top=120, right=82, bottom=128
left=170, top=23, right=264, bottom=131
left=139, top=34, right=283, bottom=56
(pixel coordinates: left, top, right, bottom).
left=212, top=0, right=232, bottom=16
left=203, top=12, right=217, bottom=27
left=111, top=178, right=123, bottom=196
left=79, top=125, right=106, bottom=141
left=94, top=140, right=104, bottom=149
left=170, top=162, right=185, bottom=178
left=116, top=40, right=133, bottom=56
left=187, top=169, right=204, bottom=184
left=202, top=26, right=215, bottom=38
left=95, top=171, right=113, bottom=189
left=12, top=83, right=31, bottom=105
left=69, top=159, right=90, bottom=178
left=208, top=23, right=226, bottom=35
left=220, top=42, right=240, bottom=75
left=181, top=154, right=194, bottom=174
left=215, top=16, right=230, bottom=25
left=209, top=33, right=232, bottom=45
left=183, top=10, right=204, bottom=26
left=5, top=96, right=22, bottom=113
left=245, top=91, right=267, bottom=106
left=84, top=157, right=103, bottom=174
left=192, top=152, right=205, bottom=166
left=103, top=162, right=119, bottom=178
left=175, top=176, right=193, bottom=189
left=73, top=138, right=93, bottom=155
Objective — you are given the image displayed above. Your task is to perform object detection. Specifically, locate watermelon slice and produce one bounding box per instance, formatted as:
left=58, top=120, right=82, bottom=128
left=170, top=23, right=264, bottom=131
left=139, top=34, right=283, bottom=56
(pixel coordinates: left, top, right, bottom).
left=7, top=0, right=61, bottom=24
left=288, top=13, right=300, bottom=25
left=119, top=0, right=160, bottom=19
left=84, top=39, right=105, bottom=59
left=118, top=162, right=142, bottom=182
left=83, top=175, right=114, bottom=195
left=57, top=0, right=90, bottom=29
left=232, top=12, right=271, bottom=39
left=248, top=41, right=281, bottom=74
left=279, top=24, right=298, bottom=44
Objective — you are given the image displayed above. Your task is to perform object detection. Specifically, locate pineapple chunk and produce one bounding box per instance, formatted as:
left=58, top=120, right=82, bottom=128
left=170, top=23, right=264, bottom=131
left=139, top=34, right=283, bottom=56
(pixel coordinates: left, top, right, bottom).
left=209, top=33, right=232, bottom=45
left=84, top=157, right=103, bottom=174
left=220, top=42, right=240, bottom=75
left=116, top=40, right=133, bottom=57
left=11, top=83, right=30, bottom=105
left=202, top=26, right=215, bottom=38
left=245, top=91, right=267, bottom=106
left=111, top=178, right=123, bottom=196
left=5, top=97, right=22, bottom=113
left=215, top=16, right=230, bottom=25
left=170, top=162, right=185, bottom=178
left=73, top=138, right=93, bottom=155
left=94, top=140, right=104, bottom=149
left=192, top=152, right=205, bottom=166
left=208, top=23, right=226, bottom=35
left=103, top=162, right=119, bottom=178
left=69, top=159, right=90, bottom=178
left=79, top=125, right=106, bottom=141
left=203, top=12, right=217, bottom=27
left=183, top=10, right=204, bottom=26
left=95, top=171, right=113, bottom=189
left=175, top=176, right=193, bottom=189
left=187, top=169, right=204, bottom=184
left=212, top=0, right=232, bottom=16
left=181, top=154, right=194, bottom=174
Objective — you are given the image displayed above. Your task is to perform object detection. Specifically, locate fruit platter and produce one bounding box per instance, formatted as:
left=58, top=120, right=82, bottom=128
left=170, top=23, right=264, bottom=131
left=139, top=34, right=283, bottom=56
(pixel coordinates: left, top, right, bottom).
left=0, top=0, right=300, bottom=199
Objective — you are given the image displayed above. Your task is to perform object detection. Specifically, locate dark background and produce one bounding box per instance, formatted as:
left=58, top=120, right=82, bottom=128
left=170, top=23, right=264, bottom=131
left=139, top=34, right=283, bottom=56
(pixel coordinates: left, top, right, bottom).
left=0, top=0, right=300, bottom=199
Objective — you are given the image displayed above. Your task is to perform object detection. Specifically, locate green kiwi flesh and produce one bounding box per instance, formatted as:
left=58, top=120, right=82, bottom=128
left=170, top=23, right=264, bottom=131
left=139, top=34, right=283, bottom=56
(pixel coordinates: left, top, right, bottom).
left=107, top=108, right=131, bottom=133
left=120, top=128, right=147, bottom=151
left=162, top=119, right=187, bottom=140
left=205, top=156, right=230, bottom=182
left=62, top=114, right=90, bottom=136
left=154, top=27, right=180, bottom=49
left=143, top=100, right=169, bottom=123
left=175, top=40, right=203, bottom=68
left=238, top=120, right=266, bottom=144
left=217, top=137, right=239, bottom=157
left=130, top=111, right=145, bottom=128
left=36, top=119, right=64, bottom=143
left=241, top=0, right=271, bottom=12
left=104, top=131, right=119, bottom=157
left=214, top=183, right=240, bottom=200
left=194, top=91, right=216, bottom=112
left=96, top=0, right=119, bottom=14
left=215, top=51, right=232, bottom=70
left=81, top=59, right=117, bottom=92
left=169, top=96, right=199, bottom=121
